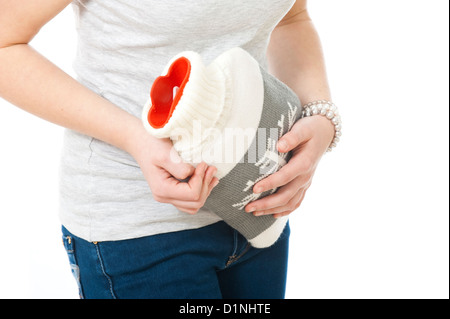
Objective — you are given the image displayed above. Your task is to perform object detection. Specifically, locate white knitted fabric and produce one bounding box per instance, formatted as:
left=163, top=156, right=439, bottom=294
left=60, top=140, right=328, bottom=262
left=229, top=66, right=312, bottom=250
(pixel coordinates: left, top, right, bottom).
left=142, top=48, right=264, bottom=179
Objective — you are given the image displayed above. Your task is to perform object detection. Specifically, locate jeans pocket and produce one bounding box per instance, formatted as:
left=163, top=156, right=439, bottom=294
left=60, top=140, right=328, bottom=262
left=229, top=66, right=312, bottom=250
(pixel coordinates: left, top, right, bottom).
left=62, top=231, right=84, bottom=299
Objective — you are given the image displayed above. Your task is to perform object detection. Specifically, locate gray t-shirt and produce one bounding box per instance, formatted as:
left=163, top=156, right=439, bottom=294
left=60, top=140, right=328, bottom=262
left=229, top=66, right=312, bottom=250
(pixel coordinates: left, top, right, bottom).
left=60, top=0, right=295, bottom=242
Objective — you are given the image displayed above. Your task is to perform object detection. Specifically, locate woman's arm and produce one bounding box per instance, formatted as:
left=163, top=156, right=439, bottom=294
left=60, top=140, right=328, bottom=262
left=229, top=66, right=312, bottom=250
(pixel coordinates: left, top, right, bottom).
left=245, top=0, right=336, bottom=217
left=0, top=0, right=140, bottom=155
left=267, top=0, right=331, bottom=104
left=0, top=0, right=218, bottom=214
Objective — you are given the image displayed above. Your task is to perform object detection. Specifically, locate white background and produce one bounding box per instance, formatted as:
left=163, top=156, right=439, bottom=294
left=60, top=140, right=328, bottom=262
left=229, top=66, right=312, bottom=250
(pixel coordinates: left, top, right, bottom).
left=0, top=0, right=448, bottom=299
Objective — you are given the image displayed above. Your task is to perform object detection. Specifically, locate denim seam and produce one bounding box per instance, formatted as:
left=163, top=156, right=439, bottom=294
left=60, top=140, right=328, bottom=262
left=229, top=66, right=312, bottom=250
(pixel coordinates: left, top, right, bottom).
left=228, top=243, right=251, bottom=267
left=62, top=234, right=85, bottom=299
left=231, top=230, right=239, bottom=257
left=94, top=244, right=117, bottom=299
left=225, top=231, right=251, bottom=268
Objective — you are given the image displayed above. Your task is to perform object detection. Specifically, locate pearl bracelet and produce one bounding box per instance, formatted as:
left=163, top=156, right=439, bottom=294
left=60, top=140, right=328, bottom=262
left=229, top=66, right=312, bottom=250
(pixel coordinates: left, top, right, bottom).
left=302, top=100, right=342, bottom=152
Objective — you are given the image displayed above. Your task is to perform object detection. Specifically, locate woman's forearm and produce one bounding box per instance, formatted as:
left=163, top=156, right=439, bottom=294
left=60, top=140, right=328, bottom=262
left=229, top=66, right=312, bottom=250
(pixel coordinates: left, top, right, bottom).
left=247, top=4, right=337, bottom=217
left=0, top=43, right=143, bottom=155
left=267, top=9, right=332, bottom=104
left=0, top=42, right=218, bottom=211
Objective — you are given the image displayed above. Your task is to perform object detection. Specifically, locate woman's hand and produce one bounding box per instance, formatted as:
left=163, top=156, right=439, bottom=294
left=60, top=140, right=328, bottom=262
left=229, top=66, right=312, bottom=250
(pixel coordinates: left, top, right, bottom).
left=245, top=115, right=335, bottom=218
left=129, top=131, right=219, bottom=215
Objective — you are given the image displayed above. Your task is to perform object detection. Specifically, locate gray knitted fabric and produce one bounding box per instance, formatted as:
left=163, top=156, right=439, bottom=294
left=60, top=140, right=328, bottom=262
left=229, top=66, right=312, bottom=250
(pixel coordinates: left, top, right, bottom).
left=142, top=48, right=302, bottom=247
left=203, top=67, right=302, bottom=246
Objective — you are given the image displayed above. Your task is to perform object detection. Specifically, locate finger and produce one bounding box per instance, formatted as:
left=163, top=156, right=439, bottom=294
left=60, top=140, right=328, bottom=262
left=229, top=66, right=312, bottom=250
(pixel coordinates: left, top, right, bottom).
left=199, top=166, right=217, bottom=201
left=169, top=176, right=219, bottom=214
left=277, top=120, right=312, bottom=153
left=210, top=177, right=219, bottom=189
left=185, top=162, right=209, bottom=199
left=159, top=162, right=208, bottom=201
left=247, top=177, right=307, bottom=212
left=206, top=177, right=219, bottom=199
left=253, top=154, right=313, bottom=194
left=159, top=146, right=195, bottom=180
left=254, top=188, right=305, bottom=217
left=204, top=166, right=217, bottom=187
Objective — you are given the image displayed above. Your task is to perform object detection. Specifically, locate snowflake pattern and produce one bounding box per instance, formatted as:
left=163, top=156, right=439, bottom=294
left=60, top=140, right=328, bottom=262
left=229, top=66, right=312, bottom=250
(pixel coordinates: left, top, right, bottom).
left=232, top=102, right=299, bottom=210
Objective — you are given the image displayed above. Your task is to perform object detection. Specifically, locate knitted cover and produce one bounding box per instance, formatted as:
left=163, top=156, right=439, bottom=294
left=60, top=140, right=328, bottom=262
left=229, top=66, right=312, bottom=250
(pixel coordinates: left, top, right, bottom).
left=142, top=48, right=302, bottom=248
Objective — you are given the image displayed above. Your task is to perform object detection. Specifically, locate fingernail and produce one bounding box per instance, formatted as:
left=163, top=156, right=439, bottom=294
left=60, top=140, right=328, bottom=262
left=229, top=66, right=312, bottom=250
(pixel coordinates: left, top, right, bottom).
left=246, top=206, right=255, bottom=213
left=278, top=140, right=288, bottom=152
left=213, top=180, right=219, bottom=188
left=254, top=211, right=264, bottom=217
left=253, top=186, right=263, bottom=194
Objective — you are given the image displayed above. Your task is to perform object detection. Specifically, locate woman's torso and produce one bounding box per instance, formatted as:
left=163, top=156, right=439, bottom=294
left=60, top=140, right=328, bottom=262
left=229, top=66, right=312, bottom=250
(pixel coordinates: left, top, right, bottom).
left=60, top=0, right=295, bottom=242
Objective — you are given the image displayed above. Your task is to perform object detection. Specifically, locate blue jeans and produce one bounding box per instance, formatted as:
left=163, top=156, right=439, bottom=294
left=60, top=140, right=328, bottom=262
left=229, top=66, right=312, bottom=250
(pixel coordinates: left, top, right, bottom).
left=61, top=221, right=290, bottom=299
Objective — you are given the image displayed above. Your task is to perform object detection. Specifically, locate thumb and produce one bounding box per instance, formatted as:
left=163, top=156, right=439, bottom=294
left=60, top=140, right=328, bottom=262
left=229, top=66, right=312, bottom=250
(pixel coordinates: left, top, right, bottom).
left=277, top=120, right=311, bottom=153
left=161, top=145, right=195, bottom=180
